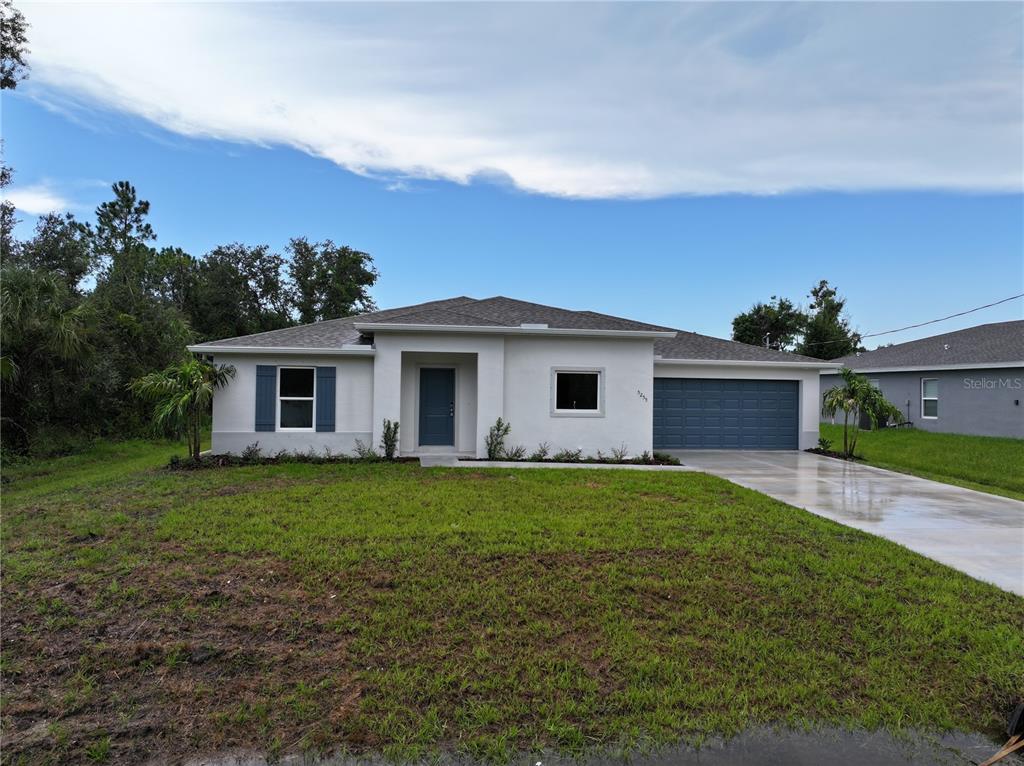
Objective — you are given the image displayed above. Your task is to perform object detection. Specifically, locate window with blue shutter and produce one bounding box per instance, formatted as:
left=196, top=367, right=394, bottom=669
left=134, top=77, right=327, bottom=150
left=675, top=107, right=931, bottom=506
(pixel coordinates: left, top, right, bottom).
left=316, top=367, right=336, bottom=432
left=255, top=365, right=277, bottom=432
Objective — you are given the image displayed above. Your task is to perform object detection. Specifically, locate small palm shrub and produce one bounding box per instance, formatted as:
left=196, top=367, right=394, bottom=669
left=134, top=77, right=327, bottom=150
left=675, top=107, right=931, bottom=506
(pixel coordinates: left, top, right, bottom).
left=822, top=368, right=902, bottom=458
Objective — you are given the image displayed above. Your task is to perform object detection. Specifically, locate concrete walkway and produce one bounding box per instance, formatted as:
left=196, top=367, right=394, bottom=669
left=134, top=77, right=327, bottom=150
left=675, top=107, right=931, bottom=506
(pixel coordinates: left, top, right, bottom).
left=671, top=450, right=1024, bottom=596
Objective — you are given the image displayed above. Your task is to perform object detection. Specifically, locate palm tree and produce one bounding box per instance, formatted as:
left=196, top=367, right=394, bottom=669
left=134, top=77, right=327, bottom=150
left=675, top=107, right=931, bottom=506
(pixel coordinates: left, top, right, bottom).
left=0, top=268, right=92, bottom=382
left=822, top=367, right=902, bottom=458
left=1, top=267, right=93, bottom=449
left=131, top=358, right=235, bottom=459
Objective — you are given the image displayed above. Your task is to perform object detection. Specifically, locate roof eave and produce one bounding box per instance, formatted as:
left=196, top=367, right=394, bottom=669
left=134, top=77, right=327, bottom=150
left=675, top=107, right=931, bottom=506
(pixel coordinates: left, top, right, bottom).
left=655, top=357, right=840, bottom=370
left=355, top=322, right=677, bottom=339
left=825, top=361, right=1024, bottom=374
left=187, top=344, right=375, bottom=356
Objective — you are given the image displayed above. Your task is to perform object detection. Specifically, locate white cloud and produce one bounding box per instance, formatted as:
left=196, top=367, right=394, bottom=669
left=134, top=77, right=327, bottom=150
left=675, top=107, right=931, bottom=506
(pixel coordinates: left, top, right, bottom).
left=2, top=183, right=72, bottom=215
left=18, top=2, right=1024, bottom=198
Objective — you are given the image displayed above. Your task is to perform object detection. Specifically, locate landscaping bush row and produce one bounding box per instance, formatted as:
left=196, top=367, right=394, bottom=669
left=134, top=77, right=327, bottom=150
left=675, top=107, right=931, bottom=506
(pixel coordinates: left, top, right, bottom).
left=466, top=449, right=681, bottom=466
left=167, top=417, right=680, bottom=469
left=482, top=418, right=679, bottom=464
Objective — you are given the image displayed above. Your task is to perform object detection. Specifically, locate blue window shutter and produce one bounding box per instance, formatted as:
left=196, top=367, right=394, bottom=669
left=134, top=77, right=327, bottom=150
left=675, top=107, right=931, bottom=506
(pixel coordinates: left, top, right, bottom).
left=316, top=367, right=336, bottom=432
left=255, top=365, right=277, bottom=432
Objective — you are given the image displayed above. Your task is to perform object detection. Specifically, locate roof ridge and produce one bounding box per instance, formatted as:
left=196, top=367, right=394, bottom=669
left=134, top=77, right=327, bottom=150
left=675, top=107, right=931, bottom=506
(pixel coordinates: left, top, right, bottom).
left=360, top=296, right=478, bottom=324
left=474, top=296, right=676, bottom=331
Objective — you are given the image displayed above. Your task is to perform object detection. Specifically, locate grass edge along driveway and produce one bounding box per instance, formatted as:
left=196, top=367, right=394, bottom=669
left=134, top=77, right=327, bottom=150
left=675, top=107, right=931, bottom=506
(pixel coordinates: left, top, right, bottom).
left=818, top=423, right=1024, bottom=501
left=2, top=440, right=1023, bottom=765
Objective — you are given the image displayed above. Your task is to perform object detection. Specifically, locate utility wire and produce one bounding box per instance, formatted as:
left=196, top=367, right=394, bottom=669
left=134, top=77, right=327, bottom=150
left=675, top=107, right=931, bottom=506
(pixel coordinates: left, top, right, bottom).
left=800, top=292, right=1024, bottom=348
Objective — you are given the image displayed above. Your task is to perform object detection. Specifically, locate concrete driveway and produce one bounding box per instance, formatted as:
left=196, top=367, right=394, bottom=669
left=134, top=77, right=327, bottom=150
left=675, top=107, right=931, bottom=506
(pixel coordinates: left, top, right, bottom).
left=671, top=450, right=1024, bottom=596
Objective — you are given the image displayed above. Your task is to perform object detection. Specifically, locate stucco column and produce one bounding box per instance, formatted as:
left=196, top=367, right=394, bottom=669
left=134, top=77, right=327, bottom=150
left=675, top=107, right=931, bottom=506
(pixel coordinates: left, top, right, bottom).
left=371, top=339, right=402, bottom=453
left=475, top=338, right=505, bottom=458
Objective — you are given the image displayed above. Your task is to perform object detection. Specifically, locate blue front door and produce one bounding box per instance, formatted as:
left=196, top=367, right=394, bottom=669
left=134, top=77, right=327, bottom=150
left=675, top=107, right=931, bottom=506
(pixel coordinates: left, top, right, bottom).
left=419, top=368, right=455, bottom=446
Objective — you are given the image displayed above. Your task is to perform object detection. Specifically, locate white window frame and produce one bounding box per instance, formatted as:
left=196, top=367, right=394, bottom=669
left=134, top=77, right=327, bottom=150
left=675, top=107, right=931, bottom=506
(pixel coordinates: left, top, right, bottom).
left=278, top=366, right=316, bottom=431
left=550, top=367, right=605, bottom=418
left=921, top=377, right=938, bottom=420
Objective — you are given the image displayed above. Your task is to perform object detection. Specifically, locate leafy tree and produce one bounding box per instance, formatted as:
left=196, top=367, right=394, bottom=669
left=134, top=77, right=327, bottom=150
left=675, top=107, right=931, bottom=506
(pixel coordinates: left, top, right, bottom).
left=288, top=237, right=377, bottom=324
left=1, top=0, right=29, bottom=90
left=731, top=296, right=805, bottom=351
left=797, top=280, right=862, bottom=360
left=186, top=244, right=292, bottom=341
left=1, top=0, right=27, bottom=252
left=1, top=153, right=17, bottom=265
left=131, top=358, right=235, bottom=459
left=821, top=368, right=902, bottom=458
left=152, top=246, right=197, bottom=306
left=16, top=212, right=95, bottom=292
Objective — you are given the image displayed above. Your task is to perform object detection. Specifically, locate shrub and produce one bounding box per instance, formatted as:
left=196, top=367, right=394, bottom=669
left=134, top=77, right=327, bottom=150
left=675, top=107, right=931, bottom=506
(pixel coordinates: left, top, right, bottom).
left=611, top=443, right=629, bottom=462
left=652, top=451, right=680, bottom=465
left=241, top=442, right=262, bottom=462
left=529, top=442, right=550, bottom=461
left=485, top=418, right=511, bottom=460
left=551, top=448, right=583, bottom=463
left=353, top=439, right=380, bottom=461
left=817, top=436, right=833, bottom=451
left=503, top=445, right=527, bottom=460
left=380, top=419, right=400, bottom=460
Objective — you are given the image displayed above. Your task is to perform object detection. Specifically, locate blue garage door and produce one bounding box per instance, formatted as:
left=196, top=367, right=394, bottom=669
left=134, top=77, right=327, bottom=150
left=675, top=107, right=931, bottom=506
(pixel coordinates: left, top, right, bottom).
left=653, top=378, right=799, bottom=450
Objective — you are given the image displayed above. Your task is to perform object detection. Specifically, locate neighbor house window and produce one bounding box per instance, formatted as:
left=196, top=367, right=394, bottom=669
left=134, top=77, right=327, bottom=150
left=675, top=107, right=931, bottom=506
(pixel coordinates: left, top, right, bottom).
left=553, top=370, right=601, bottom=413
left=921, top=378, right=938, bottom=419
left=279, top=367, right=315, bottom=429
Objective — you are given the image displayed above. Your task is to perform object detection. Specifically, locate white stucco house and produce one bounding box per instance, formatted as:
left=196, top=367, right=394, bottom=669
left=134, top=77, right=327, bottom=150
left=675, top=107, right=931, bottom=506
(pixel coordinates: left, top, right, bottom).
left=188, top=296, right=839, bottom=458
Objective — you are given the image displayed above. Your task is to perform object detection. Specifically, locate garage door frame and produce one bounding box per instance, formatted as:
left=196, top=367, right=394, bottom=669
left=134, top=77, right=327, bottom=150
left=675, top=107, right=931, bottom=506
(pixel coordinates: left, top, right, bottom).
left=653, top=377, right=800, bottom=450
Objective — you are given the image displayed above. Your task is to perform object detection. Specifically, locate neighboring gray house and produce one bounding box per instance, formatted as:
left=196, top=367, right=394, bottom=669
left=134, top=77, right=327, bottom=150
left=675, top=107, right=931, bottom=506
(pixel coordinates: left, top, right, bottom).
left=820, top=320, right=1024, bottom=438
left=189, top=296, right=838, bottom=458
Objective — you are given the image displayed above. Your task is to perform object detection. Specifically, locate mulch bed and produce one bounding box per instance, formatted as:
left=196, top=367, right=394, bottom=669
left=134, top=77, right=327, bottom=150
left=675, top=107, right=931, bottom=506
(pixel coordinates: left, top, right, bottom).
left=805, top=448, right=864, bottom=461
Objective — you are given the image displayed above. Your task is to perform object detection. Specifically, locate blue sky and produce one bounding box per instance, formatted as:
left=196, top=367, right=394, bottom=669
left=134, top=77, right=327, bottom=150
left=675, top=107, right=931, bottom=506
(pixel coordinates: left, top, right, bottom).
left=3, top=2, right=1022, bottom=344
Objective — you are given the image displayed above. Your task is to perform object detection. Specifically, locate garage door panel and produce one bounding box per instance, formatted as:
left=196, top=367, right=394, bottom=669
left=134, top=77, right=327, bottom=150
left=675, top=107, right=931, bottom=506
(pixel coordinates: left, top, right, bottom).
left=654, top=378, right=799, bottom=450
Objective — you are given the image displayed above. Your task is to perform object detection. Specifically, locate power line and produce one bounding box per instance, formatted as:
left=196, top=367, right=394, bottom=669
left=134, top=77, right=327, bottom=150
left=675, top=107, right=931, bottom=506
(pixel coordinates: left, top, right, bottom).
left=800, top=292, right=1024, bottom=348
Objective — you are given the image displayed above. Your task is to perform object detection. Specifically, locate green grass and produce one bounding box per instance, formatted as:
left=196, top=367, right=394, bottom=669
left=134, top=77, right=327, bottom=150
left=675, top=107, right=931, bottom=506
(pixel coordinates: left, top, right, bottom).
left=819, top=424, right=1024, bottom=500
left=2, top=440, right=1022, bottom=764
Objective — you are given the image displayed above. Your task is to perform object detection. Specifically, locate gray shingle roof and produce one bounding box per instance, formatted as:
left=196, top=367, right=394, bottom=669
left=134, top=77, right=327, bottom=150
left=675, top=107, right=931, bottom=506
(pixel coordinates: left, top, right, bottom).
left=655, top=331, right=828, bottom=364
left=833, top=320, right=1024, bottom=370
left=194, top=295, right=830, bottom=364
left=197, top=296, right=476, bottom=348
left=358, top=296, right=677, bottom=333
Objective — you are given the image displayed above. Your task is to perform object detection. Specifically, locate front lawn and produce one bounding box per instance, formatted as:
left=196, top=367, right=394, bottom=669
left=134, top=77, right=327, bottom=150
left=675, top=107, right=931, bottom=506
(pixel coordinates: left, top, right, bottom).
left=2, top=441, right=1022, bottom=764
left=819, top=424, right=1024, bottom=500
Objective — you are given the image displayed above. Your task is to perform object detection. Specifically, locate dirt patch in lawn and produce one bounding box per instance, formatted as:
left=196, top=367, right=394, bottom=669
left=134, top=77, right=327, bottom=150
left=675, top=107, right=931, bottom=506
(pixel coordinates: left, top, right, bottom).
left=2, top=547, right=383, bottom=764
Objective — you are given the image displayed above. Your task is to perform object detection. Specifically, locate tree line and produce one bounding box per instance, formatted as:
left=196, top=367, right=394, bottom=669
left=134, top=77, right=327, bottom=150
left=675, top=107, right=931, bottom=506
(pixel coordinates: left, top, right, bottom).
left=730, top=280, right=862, bottom=360
left=1, top=178, right=378, bottom=455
